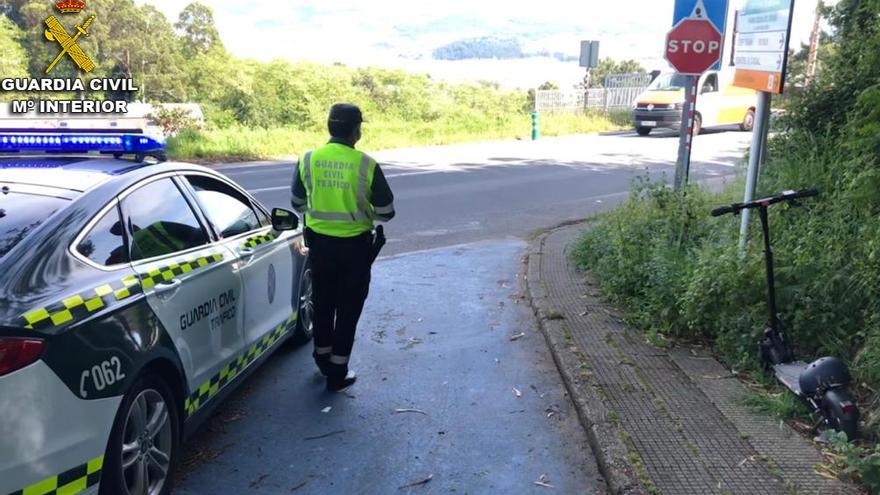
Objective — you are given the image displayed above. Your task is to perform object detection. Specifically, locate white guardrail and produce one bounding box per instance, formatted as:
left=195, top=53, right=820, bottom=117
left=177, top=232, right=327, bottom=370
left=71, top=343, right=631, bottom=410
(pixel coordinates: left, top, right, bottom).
left=535, top=72, right=650, bottom=113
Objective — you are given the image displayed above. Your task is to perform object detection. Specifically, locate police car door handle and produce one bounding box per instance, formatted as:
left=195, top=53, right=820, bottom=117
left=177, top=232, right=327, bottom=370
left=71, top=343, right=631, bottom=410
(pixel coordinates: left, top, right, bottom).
left=240, top=247, right=256, bottom=262
left=154, top=278, right=181, bottom=294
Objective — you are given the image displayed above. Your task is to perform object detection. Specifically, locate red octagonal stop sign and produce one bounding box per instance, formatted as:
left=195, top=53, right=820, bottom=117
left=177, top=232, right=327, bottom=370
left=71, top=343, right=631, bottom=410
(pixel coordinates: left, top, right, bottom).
left=664, top=18, right=723, bottom=75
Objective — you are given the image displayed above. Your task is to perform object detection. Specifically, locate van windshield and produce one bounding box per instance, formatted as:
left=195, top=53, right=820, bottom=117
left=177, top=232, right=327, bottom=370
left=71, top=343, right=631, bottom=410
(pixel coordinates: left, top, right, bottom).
left=648, top=73, right=688, bottom=91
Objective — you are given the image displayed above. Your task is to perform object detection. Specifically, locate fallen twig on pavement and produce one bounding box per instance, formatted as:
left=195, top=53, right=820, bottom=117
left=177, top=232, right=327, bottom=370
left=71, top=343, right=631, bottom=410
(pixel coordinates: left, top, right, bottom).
left=534, top=474, right=554, bottom=488
left=399, top=474, right=433, bottom=489
left=394, top=408, right=427, bottom=415
left=249, top=473, right=269, bottom=489
left=303, top=430, right=346, bottom=441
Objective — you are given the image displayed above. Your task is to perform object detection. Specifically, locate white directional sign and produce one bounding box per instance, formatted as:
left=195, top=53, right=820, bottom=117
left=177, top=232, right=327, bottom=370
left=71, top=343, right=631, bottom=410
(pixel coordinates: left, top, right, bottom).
left=735, top=31, right=787, bottom=53
left=733, top=0, right=794, bottom=94
left=734, top=51, right=785, bottom=72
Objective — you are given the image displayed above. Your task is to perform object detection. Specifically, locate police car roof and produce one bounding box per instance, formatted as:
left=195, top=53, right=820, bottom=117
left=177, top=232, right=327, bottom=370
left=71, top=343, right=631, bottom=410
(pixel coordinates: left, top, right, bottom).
left=0, top=155, right=208, bottom=195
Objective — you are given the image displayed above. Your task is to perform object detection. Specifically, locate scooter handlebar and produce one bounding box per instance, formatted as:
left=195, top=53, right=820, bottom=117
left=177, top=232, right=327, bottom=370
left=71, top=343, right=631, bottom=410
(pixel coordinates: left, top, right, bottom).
left=779, top=188, right=818, bottom=201
left=711, top=205, right=738, bottom=217
left=711, top=188, right=819, bottom=217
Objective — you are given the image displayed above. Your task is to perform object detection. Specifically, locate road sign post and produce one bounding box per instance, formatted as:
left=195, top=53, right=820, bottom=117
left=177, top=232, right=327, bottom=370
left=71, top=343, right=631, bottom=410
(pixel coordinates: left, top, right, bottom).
left=580, top=41, right=599, bottom=112
left=666, top=0, right=728, bottom=190
left=579, top=41, right=600, bottom=69
left=738, top=91, right=771, bottom=250
left=733, top=0, right=795, bottom=251
left=674, top=76, right=700, bottom=189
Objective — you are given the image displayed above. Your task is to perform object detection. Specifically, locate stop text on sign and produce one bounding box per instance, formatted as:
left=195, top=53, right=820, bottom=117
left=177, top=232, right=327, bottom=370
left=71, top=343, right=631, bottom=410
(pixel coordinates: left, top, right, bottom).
left=666, top=39, right=720, bottom=55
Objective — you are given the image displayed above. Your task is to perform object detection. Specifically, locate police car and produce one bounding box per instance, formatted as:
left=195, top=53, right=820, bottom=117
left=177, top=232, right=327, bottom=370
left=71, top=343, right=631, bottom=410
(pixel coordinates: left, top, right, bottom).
left=0, top=130, right=312, bottom=495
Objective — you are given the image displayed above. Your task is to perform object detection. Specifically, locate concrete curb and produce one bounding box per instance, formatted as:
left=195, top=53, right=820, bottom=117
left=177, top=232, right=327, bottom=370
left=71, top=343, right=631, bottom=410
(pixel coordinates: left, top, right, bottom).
left=524, top=221, right=646, bottom=495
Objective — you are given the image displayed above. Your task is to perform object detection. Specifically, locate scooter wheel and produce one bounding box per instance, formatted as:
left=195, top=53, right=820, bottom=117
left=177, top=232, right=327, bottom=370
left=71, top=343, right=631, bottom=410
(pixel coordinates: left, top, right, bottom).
left=822, top=388, right=860, bottom=440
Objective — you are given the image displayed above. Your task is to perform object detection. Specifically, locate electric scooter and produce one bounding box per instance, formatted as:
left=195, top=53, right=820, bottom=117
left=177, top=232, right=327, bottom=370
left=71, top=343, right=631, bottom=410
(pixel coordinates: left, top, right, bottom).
left=712, top=189, right=860, bottom=440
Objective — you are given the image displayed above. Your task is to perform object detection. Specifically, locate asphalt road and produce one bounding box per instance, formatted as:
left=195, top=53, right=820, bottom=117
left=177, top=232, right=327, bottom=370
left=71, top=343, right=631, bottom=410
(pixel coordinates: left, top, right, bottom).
left=176, top=240, right=604, bottom=494
left=176, top=129, right=750, bottom=493
left=219, top=128, right=750, bottom=256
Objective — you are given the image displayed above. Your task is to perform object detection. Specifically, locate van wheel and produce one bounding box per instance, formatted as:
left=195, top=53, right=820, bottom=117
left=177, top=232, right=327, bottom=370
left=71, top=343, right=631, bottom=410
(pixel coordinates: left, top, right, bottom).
left=101, top=373, right=179, bottom=495
left=692, top=113, right=703, bottom=136
left=635, top=126, right=652, bottom=136
left=740, top=109, right=756, bottom=131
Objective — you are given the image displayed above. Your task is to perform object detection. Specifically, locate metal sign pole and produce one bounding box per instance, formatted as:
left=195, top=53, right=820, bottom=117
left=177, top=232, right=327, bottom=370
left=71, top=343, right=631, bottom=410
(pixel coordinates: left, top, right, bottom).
left=682, top=76, right=699, bottom=187
left=674, top=75, right=697, bottom=190
left=738, top=90, right=772, bottom=251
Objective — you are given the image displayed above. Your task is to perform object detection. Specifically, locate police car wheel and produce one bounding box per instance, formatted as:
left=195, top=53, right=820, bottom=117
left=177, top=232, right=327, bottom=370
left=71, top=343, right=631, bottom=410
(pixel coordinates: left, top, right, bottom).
left=101, top=373, right=180, bottom=495
left=291, top=262, right=314, bottom=345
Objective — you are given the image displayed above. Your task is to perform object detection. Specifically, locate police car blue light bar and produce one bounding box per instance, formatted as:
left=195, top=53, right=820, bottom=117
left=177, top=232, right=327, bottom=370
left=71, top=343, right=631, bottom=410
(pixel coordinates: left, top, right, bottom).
left=0, top=130, right=165, bottom=158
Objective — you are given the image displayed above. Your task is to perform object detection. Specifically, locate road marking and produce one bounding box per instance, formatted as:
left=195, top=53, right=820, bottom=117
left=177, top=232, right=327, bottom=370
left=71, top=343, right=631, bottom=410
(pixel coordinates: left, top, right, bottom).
left=252, top=185, right=290, bottom=192
left=385, top=169, right=449, bottom=179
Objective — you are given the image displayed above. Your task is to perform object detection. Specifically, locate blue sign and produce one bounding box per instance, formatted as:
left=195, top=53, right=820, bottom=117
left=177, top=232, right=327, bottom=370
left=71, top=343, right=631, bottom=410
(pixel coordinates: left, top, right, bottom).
left=673, top=0, right=729, bottom=70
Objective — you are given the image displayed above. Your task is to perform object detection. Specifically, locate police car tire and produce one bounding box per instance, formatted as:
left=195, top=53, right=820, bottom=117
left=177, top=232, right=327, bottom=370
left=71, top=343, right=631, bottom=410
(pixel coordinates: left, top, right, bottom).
left=290, top=259, right=314, bottom=345
left=100, top=373, right=180, bottom=495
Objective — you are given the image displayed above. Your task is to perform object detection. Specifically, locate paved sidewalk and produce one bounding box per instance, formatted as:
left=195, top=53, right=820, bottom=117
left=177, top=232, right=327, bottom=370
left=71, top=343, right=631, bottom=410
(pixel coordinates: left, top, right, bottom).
left=526, top=223, right=859, bottom=495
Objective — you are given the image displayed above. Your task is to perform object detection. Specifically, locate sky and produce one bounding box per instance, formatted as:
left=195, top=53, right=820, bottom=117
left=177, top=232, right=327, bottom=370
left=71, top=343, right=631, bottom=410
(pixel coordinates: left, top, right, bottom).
left=140, top=0, right=824, bottom=89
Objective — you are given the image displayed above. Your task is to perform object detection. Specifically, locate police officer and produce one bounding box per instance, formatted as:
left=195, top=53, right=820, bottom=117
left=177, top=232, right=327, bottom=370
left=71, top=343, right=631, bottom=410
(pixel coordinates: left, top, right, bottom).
left=290, top=103, right=395, bottom=391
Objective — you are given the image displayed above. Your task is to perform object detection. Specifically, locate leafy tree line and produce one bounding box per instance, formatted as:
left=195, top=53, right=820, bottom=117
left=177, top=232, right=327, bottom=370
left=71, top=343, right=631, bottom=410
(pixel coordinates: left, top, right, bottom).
left=0, top=1, right=531, bottom=131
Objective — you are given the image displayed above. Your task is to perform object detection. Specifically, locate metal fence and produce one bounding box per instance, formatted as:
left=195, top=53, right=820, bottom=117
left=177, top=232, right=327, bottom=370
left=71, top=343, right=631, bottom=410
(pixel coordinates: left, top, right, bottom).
left=534, top=72, right=649, bottom=113
left=604, top=73, right=653, bottom=88
left=535, top=86, right=645, bottom=113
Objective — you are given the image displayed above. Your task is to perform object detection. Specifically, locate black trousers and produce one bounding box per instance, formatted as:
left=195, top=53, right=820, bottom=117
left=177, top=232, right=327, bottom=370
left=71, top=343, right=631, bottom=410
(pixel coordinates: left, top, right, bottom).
left=304, top=228, right=372, bottom=377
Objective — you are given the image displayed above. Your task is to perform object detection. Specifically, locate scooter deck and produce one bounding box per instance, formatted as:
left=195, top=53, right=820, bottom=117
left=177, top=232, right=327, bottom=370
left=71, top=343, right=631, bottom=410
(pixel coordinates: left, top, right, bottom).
left=773, top=361, right=808, bottom=396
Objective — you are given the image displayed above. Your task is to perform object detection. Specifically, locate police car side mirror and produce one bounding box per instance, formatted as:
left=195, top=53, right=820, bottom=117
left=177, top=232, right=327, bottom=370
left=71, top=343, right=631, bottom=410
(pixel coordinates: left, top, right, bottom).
left=271, top=208, right=298, bottom=231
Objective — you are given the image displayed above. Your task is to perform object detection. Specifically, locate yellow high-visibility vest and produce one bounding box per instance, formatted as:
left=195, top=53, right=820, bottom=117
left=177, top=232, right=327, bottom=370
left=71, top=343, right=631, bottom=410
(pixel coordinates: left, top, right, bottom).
left=300, top=143, right=377, bottom=237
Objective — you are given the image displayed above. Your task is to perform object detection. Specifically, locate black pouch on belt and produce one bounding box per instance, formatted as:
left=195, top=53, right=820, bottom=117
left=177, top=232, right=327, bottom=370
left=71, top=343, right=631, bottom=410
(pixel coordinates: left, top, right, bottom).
left=370, top=225, right=386, bottom=263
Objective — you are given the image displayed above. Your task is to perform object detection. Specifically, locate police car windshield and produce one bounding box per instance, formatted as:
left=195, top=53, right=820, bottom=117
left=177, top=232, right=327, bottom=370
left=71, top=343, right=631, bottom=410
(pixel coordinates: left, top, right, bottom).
left=0, top=190, right=69, bottom=260
left=648, top=73, right=688, bottom=91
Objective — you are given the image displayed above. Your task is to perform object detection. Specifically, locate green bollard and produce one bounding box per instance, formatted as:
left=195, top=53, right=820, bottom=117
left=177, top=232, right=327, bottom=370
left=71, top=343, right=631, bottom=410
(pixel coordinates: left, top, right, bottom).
left=531, top=113, right=539, bottom=140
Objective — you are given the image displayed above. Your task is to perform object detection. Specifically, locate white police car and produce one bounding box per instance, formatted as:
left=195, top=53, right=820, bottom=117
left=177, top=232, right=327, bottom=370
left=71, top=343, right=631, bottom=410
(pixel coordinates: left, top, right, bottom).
left=0, top=130, right=312, bottom=495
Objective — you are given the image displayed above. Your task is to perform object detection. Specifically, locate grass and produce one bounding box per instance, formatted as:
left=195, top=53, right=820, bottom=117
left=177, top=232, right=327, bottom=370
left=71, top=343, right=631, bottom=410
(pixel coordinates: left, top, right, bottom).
left=741, top=388, right=811, bottom=420
left=166, top=111, right=630, bottom=162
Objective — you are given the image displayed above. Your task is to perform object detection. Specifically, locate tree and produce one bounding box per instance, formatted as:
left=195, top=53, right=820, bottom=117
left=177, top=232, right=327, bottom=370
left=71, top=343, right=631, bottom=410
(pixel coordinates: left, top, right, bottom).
left=590, top=58, right=646, bottom=88
left=175, top=3, right=222, bottom=57
left=85, top=1, right=186, bottom=102
left=0, top=15, right=28, bottom=79
left=147, top=107, right=200, bottom=134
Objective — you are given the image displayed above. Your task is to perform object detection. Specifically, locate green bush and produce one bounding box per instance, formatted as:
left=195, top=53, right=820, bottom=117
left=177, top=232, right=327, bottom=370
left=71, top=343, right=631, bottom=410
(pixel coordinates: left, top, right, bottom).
left=822, top=431, right=880, bottom=492
left=167, top=112, right=626, bottom=161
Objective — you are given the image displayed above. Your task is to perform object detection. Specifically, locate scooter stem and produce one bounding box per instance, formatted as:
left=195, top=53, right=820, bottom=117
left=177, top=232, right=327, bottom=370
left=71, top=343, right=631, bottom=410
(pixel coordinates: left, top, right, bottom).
left=758, top=206, right=779, bottom=332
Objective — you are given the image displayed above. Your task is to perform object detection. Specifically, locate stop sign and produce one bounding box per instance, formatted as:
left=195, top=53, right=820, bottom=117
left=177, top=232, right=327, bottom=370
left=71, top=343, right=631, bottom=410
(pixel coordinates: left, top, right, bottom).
left=664, top=18, right=723, bottom=75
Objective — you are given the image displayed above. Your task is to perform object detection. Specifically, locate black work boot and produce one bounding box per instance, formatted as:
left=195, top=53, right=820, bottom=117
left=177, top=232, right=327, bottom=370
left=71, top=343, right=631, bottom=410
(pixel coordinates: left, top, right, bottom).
left=327, top=367, right=357, bottom=392
left=313, top=352, right=331, bottom=376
